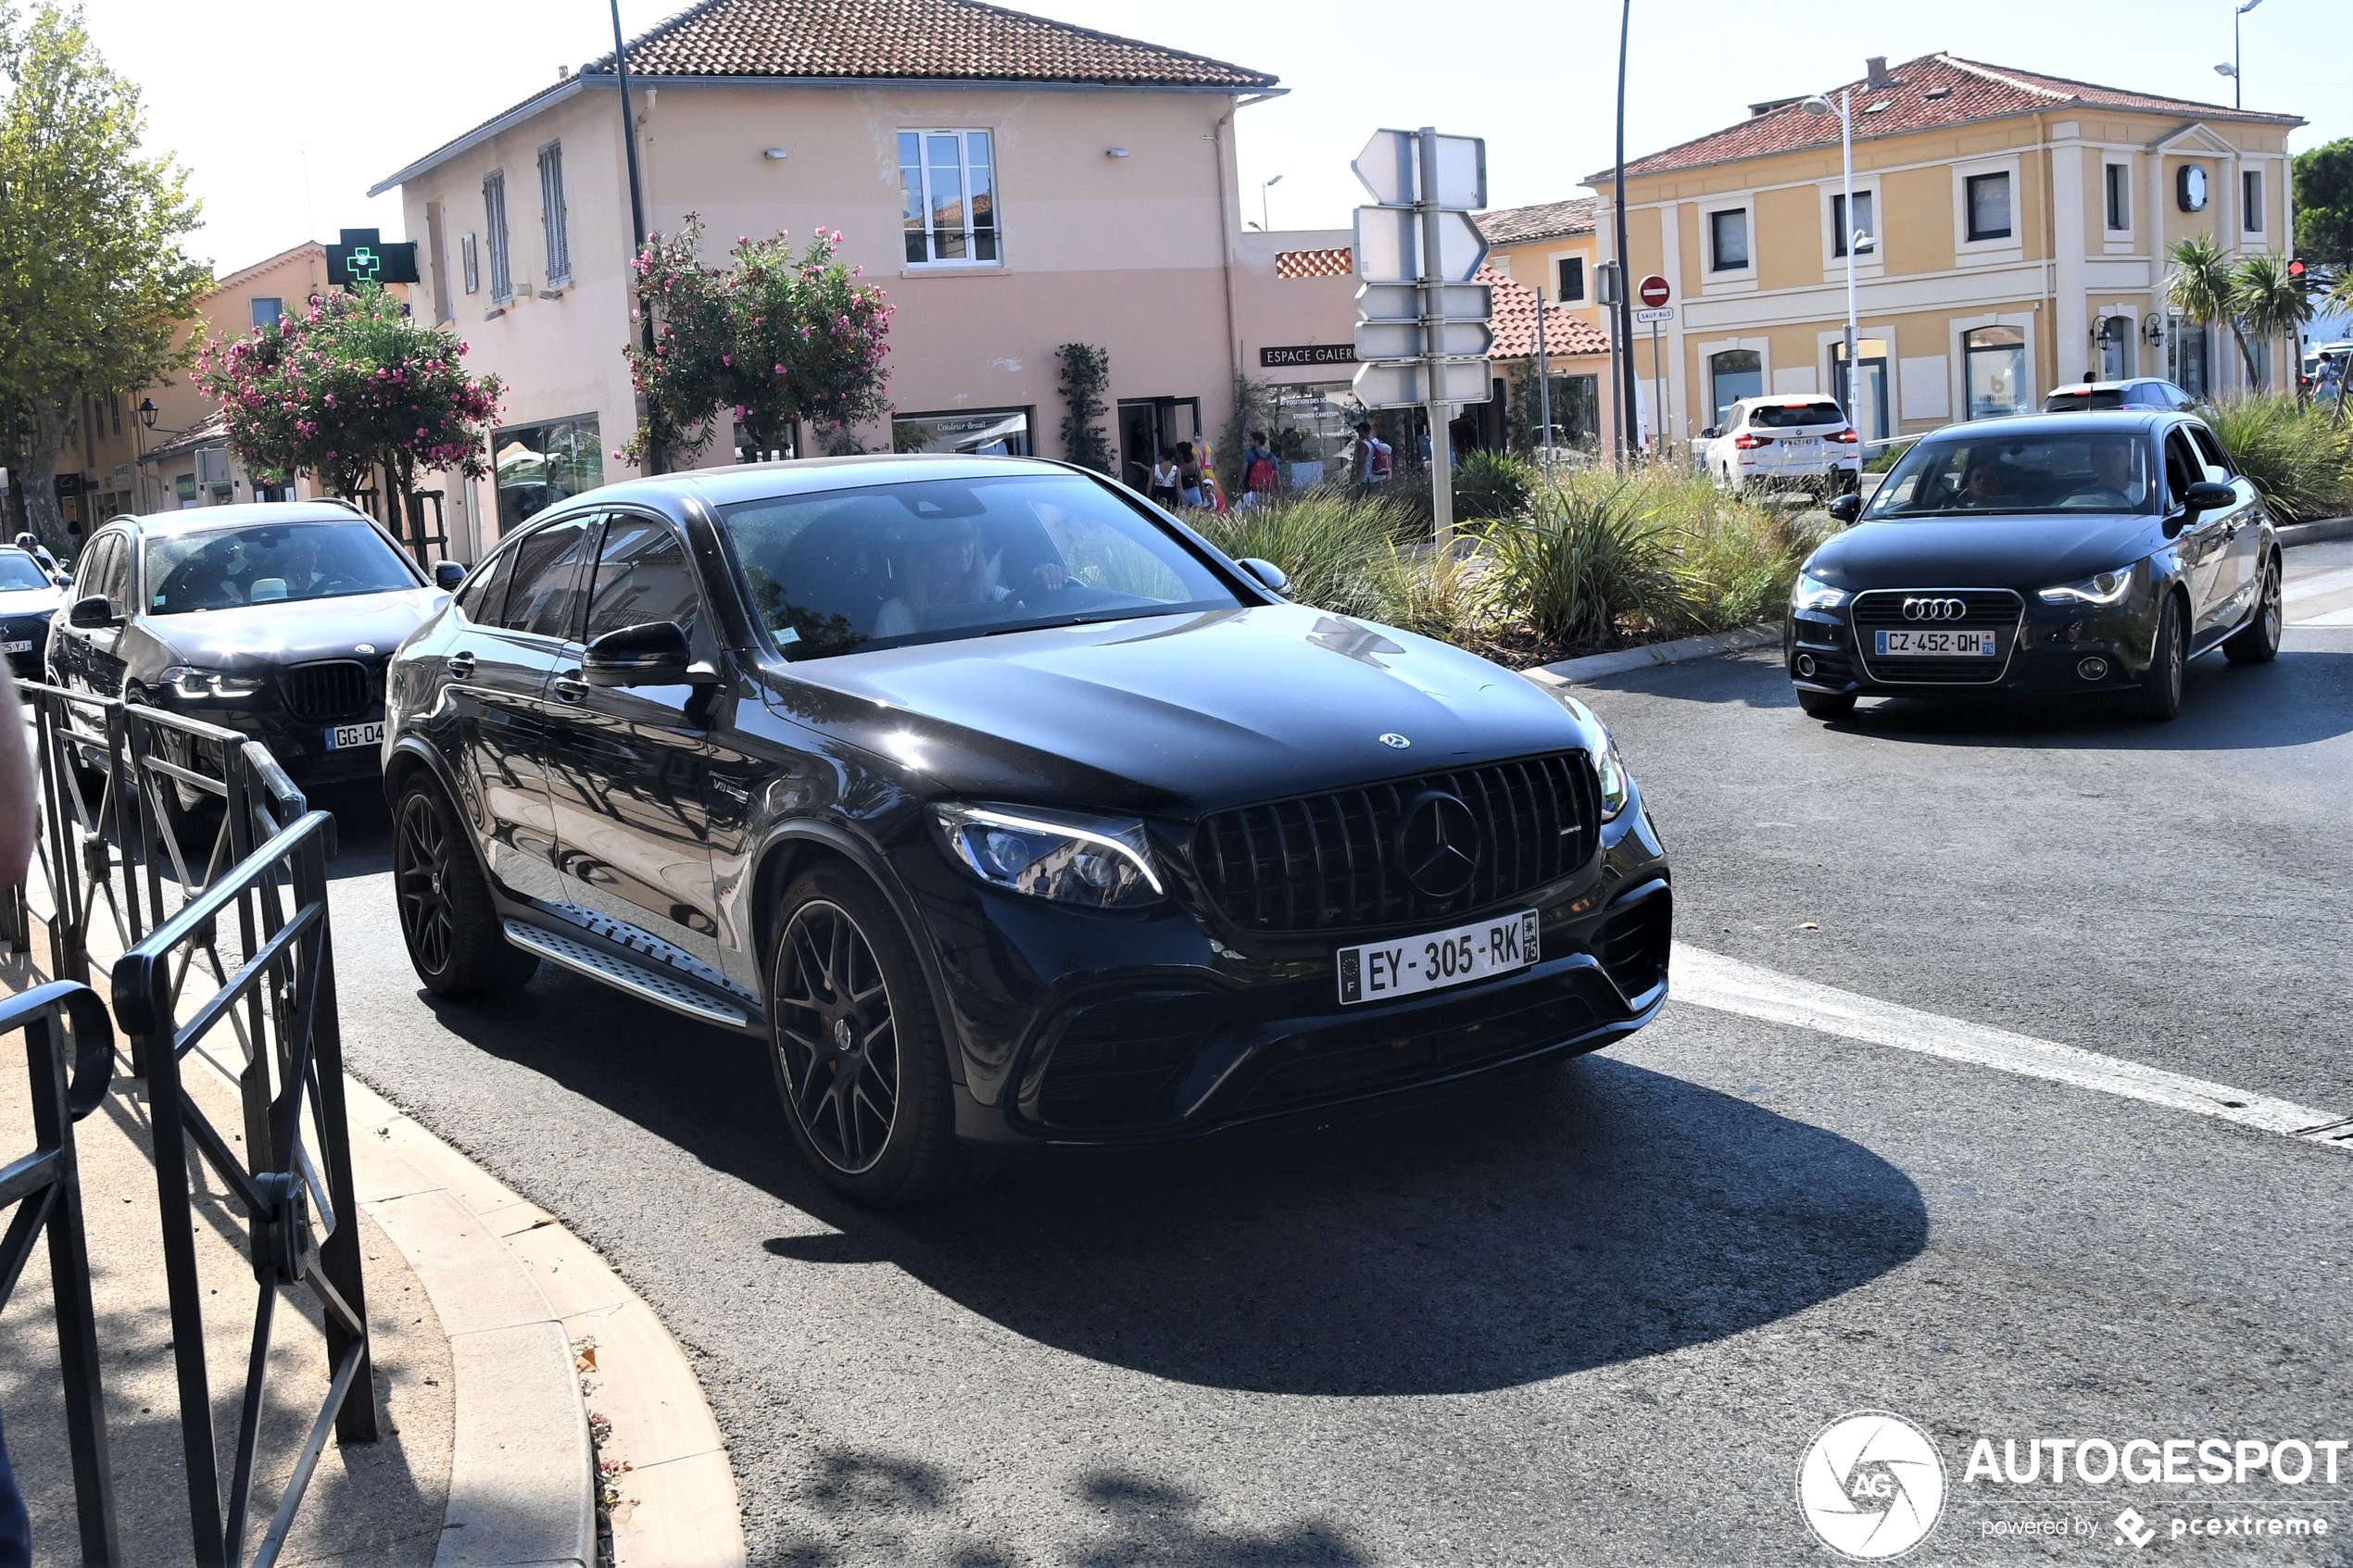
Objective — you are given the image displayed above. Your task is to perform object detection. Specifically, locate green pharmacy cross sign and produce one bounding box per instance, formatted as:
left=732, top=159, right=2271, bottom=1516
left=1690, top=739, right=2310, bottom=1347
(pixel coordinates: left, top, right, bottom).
left=326, top=228, right=422, bottom=291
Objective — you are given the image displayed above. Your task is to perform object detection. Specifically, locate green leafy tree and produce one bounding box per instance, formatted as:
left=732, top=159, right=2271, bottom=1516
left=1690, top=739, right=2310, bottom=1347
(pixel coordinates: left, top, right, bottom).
left=2231, top=254, right=2310, bottom=390
left=2293, top=138, right=2353, bottom=272
left=194, top=285, right=503, bottom=550
left=0, top=2, right=208, bottom=548
left=2165, top=234, right=2260, bottom=386
left=623, top=216, right=892, bottom=465
left=1056, top=343, right=1112, bottom=474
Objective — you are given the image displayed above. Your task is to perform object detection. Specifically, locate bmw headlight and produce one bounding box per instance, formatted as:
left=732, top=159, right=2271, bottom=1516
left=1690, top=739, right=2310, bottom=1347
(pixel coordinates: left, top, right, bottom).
left=160, top=665, right=263, bottom=701
left=1594, top=726, right=1632, bottom=822
left=935, top=803, right=1164, bottom=909
left=1792, top=572, right=1848, bottom=611
left=2037, top=563, right=2139, bottom=606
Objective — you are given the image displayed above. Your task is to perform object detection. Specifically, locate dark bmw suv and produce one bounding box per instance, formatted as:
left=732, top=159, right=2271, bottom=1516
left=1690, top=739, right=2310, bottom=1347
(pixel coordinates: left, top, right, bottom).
left=384, top=456, right=1672, bottom=1203
left=47, top=502, right=457, bottom=786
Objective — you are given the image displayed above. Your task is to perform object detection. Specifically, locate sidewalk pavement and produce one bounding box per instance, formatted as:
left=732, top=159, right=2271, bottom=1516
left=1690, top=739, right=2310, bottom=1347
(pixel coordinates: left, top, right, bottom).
left=0, top=872, right=745, bottom=1567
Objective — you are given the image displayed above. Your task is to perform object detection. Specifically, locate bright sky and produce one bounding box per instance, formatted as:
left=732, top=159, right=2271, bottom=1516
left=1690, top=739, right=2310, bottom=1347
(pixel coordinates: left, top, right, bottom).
left=80, top=0, right=2353, bottom=278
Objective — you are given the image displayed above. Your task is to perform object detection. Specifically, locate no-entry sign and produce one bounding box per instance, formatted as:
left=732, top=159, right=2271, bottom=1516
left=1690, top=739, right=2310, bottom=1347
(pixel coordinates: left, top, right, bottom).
left=1639, top=274, right=1671, bottom=309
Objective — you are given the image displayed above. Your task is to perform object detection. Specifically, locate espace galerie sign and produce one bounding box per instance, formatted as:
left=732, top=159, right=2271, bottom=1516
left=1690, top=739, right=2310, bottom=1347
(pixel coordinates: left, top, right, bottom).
left=1796, top=1410, right=2345, bottom=1559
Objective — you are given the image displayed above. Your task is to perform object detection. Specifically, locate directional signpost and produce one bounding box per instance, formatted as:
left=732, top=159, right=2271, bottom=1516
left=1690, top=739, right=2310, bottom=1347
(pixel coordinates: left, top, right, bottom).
left=1350, top=127, right=1491, bottom=539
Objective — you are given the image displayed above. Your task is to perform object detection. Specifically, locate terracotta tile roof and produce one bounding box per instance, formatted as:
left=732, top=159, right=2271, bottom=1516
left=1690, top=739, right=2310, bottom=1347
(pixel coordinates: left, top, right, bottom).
left=1480, top=267, right=1608, bottom=359
left=1597, top=52, right=2302, bottom=182
left=1274, top=246, right=1353, bottom=280
left=581, top=0, right=1277, bottom=87
left=1477, top=198, right=1595, bottom=247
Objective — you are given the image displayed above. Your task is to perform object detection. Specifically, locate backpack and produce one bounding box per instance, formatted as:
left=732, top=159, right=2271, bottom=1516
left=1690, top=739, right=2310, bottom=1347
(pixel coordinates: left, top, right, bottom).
left=1245, top=455, right=1277, bottom=493
left=1369, top=439, right=1393, bottom=478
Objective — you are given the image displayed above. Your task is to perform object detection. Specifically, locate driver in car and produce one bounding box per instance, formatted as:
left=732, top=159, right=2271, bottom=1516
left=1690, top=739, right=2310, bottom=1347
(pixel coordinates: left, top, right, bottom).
left=874, top=514, right=1065, bottom=639
left=2066, top=440, right=2145, bottom=509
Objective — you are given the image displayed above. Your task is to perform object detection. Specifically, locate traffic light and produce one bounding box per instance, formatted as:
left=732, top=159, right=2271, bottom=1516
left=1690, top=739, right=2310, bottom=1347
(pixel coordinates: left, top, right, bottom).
left=2288, top=257, right=2309, bottom=285
left=326, top=228, right=421, bottom=290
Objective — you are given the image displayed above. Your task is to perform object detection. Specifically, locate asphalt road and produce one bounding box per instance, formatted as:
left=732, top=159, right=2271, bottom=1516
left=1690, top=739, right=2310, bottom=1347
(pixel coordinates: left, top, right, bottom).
left=313, top=537, right=2353, bottom=1566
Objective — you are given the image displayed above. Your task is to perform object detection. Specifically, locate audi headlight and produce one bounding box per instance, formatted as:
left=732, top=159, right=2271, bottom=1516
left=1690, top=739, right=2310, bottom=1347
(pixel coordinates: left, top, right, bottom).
left=1594, top=727, right=1632, bottom=822
left=2037, top=563, right=2139, bottom=606
left=935, top=803, right=1164, bottom=909
left=1792, top=572, right=1848, bottom=611
left=160, top=665, right=263, bottom=701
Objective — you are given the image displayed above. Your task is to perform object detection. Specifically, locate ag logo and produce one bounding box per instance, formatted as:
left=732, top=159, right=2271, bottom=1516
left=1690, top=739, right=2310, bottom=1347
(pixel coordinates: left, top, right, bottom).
left=1795, top=1410, right=1945, bottom=1560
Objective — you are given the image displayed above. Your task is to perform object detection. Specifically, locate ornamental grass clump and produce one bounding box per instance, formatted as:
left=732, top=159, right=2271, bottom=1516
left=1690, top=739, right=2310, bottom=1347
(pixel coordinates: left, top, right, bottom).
left=1188, top=488, right=1413, bottom=621
left=2203, top=395, right=2353, bottom=523
left=1453, top=449, right=1538, bottom=521
left=1478, top=476, right=1696, bottom=648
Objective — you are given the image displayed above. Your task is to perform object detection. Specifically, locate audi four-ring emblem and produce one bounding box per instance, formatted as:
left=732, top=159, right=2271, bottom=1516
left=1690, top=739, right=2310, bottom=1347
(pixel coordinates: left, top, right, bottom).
left=1902, top=596, right=1968, bottom=621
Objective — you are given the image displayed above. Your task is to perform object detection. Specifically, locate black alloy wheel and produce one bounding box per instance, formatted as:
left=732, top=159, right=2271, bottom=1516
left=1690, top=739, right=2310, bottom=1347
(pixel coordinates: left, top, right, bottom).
left=2130, top=593, right=2186, bottom=721
left=767, top=866, right=960, bottom=1205
left=2222, top=556, right=2283, bottom=664
left=393, top=779, right=536, bottom=997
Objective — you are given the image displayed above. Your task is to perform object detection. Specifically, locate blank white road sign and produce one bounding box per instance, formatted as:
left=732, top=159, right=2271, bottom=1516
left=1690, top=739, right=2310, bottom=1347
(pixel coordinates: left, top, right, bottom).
left=1355, top=282, right=1491, bottom=324
left=1354, top=319, right=1494, bottom=360
left=1352, top=129, right=1488, bottom=211
left=1352, top=358, right=1494, bottom=408
left=1353, top=207, right=1491, bottom=284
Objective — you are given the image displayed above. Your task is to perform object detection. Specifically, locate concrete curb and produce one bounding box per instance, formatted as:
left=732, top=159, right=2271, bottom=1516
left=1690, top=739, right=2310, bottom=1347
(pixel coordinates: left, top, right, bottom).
left=1522, top=623, right=1782, bottom=686
left=349, top=1079, right=749, bottom=1568
left=2280, top=516, right=2353, bottom=548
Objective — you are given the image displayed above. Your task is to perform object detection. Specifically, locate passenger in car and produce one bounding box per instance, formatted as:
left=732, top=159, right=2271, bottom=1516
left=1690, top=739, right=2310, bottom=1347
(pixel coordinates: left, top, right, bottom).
left=874, top=515, right=1010, bottom=638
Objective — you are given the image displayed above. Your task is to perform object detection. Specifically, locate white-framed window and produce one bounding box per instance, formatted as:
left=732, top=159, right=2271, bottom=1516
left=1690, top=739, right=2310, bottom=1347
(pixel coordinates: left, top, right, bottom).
left=483, top=172, right=512, bottom=303
left=1962, top=325, right=2029, bottom=419
left=1707, top=207, right=1749, bottom=271
left=2242, top=169, right=2263, bottom=233
left=1965, top=172, right=2011, bottom=242
left=461, top=232, right=479, bottom=295
left=900, top=130, right=999, bottom=266
left=1831, top=190, right=1876, bottom=257
left=2104, top=162, right=2131, bottom=232
left=537, top=141, right=571, bottom=284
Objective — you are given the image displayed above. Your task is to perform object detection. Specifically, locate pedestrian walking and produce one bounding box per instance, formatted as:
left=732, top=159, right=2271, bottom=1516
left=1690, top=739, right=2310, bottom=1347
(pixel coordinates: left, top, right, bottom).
left=1240, top=431, right=1279, bottom=509
left=2315, top=350, right=2344, bottom=420
left=1149, top=445, right=1182, bottom=509
left=1176, top=442, right=1206, bottom=508
left=1351, top=420, right=1392, bottom=484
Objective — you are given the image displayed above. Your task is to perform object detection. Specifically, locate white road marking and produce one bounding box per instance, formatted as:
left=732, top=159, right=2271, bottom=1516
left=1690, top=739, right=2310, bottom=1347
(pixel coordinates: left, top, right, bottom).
left=1669, top=943, right=2353, bottom=1153
left=2291, top=605, right=2353, bottom=628
left=2283, top=563, right=2353, bottom=604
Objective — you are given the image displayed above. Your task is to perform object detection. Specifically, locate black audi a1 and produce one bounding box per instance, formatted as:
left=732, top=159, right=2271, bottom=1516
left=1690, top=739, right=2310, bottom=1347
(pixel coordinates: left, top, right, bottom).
left=384, top=455, right=1672, bottom=1204
left=1786, top=409, right=2280, bottom=722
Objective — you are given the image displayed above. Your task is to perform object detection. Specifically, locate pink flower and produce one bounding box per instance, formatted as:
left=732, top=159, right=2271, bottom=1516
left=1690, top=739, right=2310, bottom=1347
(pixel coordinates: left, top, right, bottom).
left=721, top=354, right=731, bottom=366
left=774, top=362, right=786, bottom=374
left=416, top=426, right=429, bottom=437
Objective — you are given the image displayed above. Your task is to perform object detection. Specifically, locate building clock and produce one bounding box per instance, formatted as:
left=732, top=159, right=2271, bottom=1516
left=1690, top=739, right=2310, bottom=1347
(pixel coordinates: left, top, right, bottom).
left=2176, top=164, right=2208, bottom=212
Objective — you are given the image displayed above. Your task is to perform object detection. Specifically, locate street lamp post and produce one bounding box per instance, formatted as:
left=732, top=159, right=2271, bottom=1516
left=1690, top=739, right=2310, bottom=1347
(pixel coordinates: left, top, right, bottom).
left=1261, top=173, right=1283, bottom=233
left=1803, top=90, right=1861, bottom=440
left=2224, top=0, right=2263, bottom=109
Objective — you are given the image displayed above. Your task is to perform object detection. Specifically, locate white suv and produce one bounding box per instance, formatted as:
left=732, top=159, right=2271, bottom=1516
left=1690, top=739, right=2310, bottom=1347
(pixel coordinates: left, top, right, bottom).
left=1702, top=397, right=1860, bottom=493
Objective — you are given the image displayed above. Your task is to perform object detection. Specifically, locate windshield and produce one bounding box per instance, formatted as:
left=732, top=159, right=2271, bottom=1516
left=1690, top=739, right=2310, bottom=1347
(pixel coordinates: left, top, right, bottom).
left=144, top=521, right=420, bottom=615
left=1863, top=432, right=2158, bottom=519
left=719, top=472, right=1242, bottom=659
left=1750, top=402, right=1845, bottom=429
left=0, top=550, right=50, bottom=592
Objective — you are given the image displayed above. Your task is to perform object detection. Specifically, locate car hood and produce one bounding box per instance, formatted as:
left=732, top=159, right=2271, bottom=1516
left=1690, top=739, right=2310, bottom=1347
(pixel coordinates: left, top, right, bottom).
left=0, top=585, right=65, bottom=616
left=761, top=603, right=1595, bottom=814
left=1806, top=511, right=2171, bottom=593
left=140, top=587, right=447, bottom=668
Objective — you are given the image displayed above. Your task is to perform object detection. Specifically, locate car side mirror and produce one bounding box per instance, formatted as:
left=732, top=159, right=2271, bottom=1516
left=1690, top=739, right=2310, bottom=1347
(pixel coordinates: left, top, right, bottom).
left=434, top=560, right=468, bottom=591
left=1827, top=494, right=1862, bottom=525
left=67, top=595, right=115, bottom=630
left=1238, top=557, right=1289, bottom=596
left=583, top=620, right=710, bottom=687
left=2182, top=480, right=2233, bottom=515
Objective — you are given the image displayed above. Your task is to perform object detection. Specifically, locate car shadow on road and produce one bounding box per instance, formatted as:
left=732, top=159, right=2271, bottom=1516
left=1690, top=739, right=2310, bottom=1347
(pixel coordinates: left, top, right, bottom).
left=422, top=970, right=1927, bottom=1399
left=1580, top=646, right=2353, bottom=751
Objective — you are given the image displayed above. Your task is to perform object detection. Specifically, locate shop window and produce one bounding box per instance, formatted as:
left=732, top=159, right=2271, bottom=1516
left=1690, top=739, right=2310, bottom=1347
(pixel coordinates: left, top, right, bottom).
left=491, top=413, right=601, bottom=533
left=1963, top=326, right=2028, bottom=418
left=892, top=408, right=1031, bottom=457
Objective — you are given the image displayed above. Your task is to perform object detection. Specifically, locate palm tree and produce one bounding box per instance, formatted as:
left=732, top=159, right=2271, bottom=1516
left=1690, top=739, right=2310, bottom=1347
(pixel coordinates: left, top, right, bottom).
left=2164, top=234, right=2259, bottom=387
left=2231, top=253, right=2310, bottom=392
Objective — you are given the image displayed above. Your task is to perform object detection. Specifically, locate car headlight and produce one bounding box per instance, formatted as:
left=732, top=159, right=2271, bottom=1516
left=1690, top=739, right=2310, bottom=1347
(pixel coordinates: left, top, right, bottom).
left=1792, top=572, right=1848, bottom=611
left=1594, top=726, right=1632, bottom=822
left=2037, top=564, right=2138, bottom=606
left=934, top=803, right=1164, bottom=909
left=160, top=665, right=263, bottom=700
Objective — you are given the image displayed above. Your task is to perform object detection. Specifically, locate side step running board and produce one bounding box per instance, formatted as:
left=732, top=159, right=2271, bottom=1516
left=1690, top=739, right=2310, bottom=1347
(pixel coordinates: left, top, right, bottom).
left=503, top=920, right=752, bottom=1029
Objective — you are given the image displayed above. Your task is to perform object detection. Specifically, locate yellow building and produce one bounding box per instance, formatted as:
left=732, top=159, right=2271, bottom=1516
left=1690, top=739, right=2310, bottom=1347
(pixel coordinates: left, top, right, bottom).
left=1479, top=198, right=1601, bottom=331
left=1582, top=54, right=2304, bottom=446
